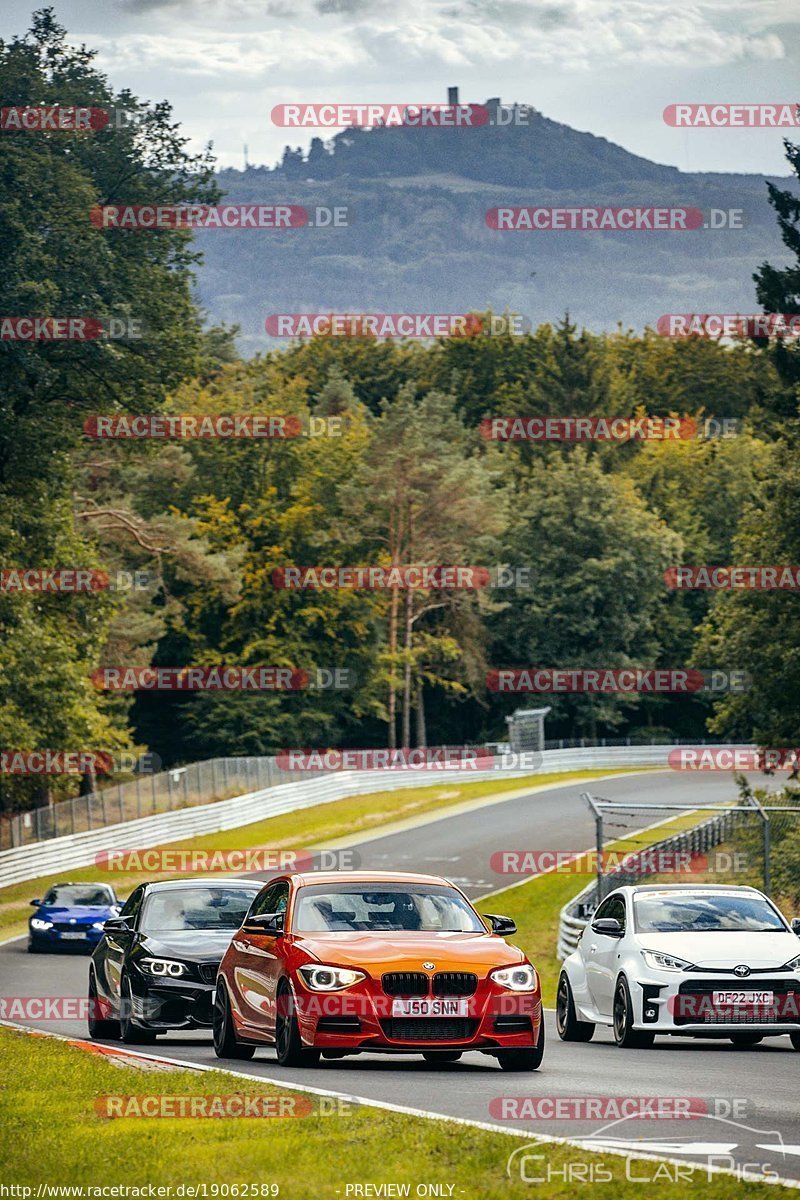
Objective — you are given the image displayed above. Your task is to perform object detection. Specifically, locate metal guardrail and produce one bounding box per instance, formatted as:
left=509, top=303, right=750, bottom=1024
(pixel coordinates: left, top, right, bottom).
left=556, top=808, right=746, bottom=959
left=0, top=743, right=751, bottom=891
left=0, top=756, right=312, bottom=850
left=1, top=737, right=729, bottom=851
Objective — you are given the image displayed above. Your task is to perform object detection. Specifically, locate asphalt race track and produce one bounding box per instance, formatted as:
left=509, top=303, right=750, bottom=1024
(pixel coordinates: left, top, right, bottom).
left=3, top=770, right=799, bottom=1186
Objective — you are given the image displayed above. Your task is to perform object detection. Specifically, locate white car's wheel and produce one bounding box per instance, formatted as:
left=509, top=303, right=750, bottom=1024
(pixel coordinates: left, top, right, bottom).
left=556, top=973, right=594, bottom=1042
left=612, top=977, right=654, bottom=1049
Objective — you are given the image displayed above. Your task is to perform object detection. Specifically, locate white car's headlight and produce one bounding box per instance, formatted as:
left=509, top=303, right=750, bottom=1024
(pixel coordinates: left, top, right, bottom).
left=781, top=953, right=800, bottom=971
left=297, top=965, right=365, bottom=991
left=139, top=957, right=189, bottom=977
left=30, top=918, right=53, bottom=931
left=490, top=964, right=538, bottom=991
left=641, top=950, right=696, bottom=972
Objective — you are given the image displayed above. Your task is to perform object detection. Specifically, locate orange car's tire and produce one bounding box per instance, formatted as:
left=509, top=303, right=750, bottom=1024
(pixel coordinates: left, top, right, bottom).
left=497, top=1014, right=545, bottom=1071
left=213, top=982, right=256, bottom=1060
left=275, top=980, right=320, bottom=1068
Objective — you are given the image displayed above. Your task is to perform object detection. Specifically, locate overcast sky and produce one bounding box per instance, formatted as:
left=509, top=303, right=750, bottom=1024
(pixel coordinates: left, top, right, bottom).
left=3, top=0, right=799, bottom=175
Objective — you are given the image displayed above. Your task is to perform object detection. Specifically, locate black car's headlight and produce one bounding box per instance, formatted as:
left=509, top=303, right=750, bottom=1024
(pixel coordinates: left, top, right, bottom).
left=139, top=957, right=190, bottom=978
left=297, top=965, right=365, bottom=991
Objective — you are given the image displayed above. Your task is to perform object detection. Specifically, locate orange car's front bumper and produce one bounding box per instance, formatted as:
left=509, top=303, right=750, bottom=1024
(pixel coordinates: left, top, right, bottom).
left=293, top=974, right=541, bottom=1051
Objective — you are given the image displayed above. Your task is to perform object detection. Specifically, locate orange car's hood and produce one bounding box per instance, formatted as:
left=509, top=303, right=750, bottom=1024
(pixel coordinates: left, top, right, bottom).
left=292, top=930, right=525, bottom=972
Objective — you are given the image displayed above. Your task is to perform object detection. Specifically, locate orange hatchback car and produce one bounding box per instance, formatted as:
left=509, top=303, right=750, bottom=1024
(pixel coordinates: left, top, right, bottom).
left=213, top=871, right=544, bottom=1071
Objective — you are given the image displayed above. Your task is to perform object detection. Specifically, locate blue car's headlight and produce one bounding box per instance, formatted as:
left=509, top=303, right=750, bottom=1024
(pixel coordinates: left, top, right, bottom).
left=92, top=922, right=106, bottom=931
left=30, top=918, right=53, bottom=931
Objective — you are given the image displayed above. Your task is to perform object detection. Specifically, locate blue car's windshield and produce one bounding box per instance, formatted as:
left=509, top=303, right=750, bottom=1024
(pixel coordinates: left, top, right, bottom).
left=42, top=885, right=115, bottom=907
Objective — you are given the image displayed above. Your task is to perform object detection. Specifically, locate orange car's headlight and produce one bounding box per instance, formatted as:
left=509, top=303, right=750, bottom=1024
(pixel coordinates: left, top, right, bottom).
left=298, top=965, right=366, bottom=991
left=490, top=964, right=538, bottom=991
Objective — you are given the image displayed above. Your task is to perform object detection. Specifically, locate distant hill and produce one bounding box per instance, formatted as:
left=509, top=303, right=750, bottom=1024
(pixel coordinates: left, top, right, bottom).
left=195, top=100, right=796, bottom=355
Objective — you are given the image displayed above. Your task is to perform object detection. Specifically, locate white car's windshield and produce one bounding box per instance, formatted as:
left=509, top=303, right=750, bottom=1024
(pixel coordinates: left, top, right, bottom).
left=294, top=884, right=484, bottom=933
left=634, top=891, right=786, bottom=934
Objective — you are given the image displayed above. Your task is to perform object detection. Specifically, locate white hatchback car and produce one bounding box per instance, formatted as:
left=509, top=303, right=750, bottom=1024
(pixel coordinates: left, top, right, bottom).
left=557, top=884, right=800, bottom=1049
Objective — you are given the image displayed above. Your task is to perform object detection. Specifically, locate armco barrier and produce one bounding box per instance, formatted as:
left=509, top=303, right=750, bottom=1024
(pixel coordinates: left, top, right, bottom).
left=555, top=808, right=746, bottom=959
left=0, top=744, right=746, bottom=890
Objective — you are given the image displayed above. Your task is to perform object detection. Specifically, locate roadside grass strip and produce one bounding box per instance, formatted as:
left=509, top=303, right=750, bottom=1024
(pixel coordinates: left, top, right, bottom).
left=0, top=767, right=654, bottom=939
left=0, top=1023, right=793, bottom=1196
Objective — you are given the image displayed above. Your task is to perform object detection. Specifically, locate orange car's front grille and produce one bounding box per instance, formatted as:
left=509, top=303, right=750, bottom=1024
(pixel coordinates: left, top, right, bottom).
left=380, top=1018, right=479, bottom=1042
left=382, top=972, right=429, bottom=996
left=433, top=972, right=478, bottom=996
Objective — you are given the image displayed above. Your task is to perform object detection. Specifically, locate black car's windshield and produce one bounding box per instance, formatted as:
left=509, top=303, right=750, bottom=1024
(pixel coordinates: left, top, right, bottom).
left=294, top=883, right=485, bottom=933
left=634, top=891, right=786, bottom=934
left=42, top=885, right=115, bottom=907
left=141, top=887, right=256, bottom=932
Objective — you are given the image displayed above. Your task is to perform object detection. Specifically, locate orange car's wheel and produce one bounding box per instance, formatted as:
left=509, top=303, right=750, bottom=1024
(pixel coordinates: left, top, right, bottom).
left=275, top=980, right=320, bottom=1068
left=497, top=1013, right=545, bottom=1071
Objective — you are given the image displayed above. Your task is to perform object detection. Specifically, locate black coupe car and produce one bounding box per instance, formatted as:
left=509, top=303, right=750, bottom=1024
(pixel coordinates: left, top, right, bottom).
left=88, top=877, right=262, bottom=1043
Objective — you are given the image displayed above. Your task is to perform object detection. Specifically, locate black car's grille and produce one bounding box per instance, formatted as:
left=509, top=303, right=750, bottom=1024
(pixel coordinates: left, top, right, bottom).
left=381, top=1018, right=478, bottom=1042
left=199, top=962, right=220, bottom=984
left=674, top=979, right=800, bottom=1026
left=433, top=972, right=478, bottom=996
left=382, top=972, right=429, bottom=996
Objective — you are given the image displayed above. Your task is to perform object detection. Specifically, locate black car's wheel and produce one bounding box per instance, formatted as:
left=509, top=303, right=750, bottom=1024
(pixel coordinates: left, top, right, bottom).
left=556, top=973, right=595, bottom=1042
left=730, top=1034, right=763, bottom=1047
left=119, top=975, right=157, bottom=1044
left=497, top=1013, right=545, bottom=1072
left=213, top=982, right=256, bottom=1060
left=791, top=1032, right=800, bottom=1051
left=613, top=977, right=654, bottom=1049
left=275, top=980, right=320, bottom=1067
left=422, top=1051, right=462, bottom=1064
left=87, top=971, right=120, bottom=1040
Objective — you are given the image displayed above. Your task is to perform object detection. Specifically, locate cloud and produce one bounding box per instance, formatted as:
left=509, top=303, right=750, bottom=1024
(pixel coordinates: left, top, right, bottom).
left=98, top=0, right=788, bottom=77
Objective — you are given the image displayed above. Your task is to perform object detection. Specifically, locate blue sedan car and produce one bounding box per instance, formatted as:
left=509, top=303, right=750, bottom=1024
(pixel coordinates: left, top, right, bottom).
left=29, top=882, right=121, bottom=952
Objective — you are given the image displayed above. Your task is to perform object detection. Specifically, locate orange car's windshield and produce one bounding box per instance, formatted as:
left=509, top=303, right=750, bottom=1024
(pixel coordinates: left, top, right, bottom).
left=293, top=884, right=485, bottom=933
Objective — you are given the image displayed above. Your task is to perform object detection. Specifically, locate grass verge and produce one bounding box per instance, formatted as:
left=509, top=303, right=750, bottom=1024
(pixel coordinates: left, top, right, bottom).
left=0, top=1024, right=785, bottom=1197
left=0, top=768, right=654, bottom=941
